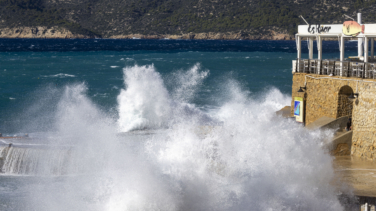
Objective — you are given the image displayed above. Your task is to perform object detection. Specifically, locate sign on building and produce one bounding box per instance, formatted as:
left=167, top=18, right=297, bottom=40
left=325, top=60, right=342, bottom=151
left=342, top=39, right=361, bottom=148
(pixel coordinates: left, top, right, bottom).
left=294, top=97, right=304, bottom=123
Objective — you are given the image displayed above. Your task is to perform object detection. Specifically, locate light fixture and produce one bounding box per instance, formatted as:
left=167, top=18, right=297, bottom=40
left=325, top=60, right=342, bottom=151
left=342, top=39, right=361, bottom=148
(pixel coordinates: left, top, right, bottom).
left=343, top=14, right=355, bottom=21
left=298, top=86, right=306, bottom=93
left=348, top=93, right=359, bottom=101
left=299, top=15, right=309, bottom=25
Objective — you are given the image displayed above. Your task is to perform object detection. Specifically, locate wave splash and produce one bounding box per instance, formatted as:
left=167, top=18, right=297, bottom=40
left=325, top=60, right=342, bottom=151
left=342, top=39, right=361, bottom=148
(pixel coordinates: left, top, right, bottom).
left=117, top=64, right=172, bottom=131
left=4, top=64, right=344, bottom=210
left=117, top=64, right=210, bottom=132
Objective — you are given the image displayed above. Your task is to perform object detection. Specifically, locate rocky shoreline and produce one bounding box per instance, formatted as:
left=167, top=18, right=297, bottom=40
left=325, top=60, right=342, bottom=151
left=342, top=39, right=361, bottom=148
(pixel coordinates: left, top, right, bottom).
left=0, top=27, right=90, bottom=39
left=0, top=26, right=294, bottom=40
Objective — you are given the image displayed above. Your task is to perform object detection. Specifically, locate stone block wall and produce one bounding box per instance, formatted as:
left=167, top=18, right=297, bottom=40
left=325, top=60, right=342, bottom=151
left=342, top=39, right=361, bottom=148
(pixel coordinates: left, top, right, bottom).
left=351, top=82, right=376, bottom=159
left=291, top=73, right=376, bottom=159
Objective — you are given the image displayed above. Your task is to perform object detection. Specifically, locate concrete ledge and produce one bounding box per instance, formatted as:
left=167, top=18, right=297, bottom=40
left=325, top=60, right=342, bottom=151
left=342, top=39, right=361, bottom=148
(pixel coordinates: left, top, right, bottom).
left=306, top=116, right=348, bottom=130
left=328, top=131, right=353, bottom=156
left=275, top=106, right=292, bottom=118
left=321, top=116, right=349, bottom=130
left=305, top=116, right=335, bottom=130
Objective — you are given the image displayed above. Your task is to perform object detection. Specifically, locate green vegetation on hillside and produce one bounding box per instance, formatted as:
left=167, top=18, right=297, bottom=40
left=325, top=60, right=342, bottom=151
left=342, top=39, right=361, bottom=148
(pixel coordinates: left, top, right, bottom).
left=1, top=0, right=376, bottom=37
left=0, top=0, right=100, bottom=37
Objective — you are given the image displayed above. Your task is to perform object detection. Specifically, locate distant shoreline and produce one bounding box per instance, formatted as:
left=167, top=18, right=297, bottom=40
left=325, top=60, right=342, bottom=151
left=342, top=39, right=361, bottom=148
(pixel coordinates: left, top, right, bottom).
left=0, top=26, right=294, bottom=40
left=0, top=36, right=294, bottom=40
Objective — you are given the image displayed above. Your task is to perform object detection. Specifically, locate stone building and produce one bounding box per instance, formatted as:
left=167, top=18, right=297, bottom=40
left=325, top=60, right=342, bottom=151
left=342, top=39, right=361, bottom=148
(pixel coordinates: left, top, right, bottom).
left=291, top=73, right=376, bottom=159
left=291, top=14, right=376, bottom=159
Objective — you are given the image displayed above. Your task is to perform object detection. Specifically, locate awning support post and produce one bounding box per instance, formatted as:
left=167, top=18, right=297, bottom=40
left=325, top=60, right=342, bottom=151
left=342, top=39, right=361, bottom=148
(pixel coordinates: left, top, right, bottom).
left=358, top=13, right=363, bottom=58
left=317, top=36, right=322, bottom=74
left=318, top=36, right=322, bottom=60
left=365, top=37, right=369, bottom=63
left=297, top=36, right=302, bottom=72
left=340, top=35, right=345, bottom=76
left=365, top=36, right=369, bottom=78
left=371, top=38, right=374, bottom=60
left=309, top=37, right=314, bottom=59
left=297, top=36, right=301, bottom=59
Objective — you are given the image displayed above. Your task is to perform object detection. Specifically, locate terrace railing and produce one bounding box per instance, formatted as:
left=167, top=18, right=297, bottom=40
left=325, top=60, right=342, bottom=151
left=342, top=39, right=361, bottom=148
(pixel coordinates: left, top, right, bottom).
left=293, top=59, right=376, bottom=79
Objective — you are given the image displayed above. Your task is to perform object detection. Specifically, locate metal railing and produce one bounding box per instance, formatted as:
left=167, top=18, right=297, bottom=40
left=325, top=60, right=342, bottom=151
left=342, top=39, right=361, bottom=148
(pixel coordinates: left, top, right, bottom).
left=293, top=59, right=376, bottom=79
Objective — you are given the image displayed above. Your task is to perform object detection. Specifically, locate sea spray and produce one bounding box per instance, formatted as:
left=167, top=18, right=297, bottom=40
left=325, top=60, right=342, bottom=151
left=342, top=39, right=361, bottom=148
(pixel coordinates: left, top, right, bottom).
left=10, top=82, right=179, bottom=211
left=113, top=64, right=342, bottom=210
left=140, top=86, right=342, bottom=210
left=168, top=63, right=209, bottom=103
left=117, top=64, right=211, bottom=132
left=1, top=65, right=344, bottom=210
left=117, top=64, right=172, bottom=132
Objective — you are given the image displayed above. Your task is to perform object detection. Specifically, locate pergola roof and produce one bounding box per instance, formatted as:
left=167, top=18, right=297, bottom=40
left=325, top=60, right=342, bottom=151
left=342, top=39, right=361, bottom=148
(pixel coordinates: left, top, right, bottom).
left=295, top=22, right=376, bottom=63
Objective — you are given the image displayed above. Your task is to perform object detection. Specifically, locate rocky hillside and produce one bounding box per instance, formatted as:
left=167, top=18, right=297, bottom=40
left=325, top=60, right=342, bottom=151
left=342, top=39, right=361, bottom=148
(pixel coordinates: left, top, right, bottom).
left=0, top=0, right=376, bottom=39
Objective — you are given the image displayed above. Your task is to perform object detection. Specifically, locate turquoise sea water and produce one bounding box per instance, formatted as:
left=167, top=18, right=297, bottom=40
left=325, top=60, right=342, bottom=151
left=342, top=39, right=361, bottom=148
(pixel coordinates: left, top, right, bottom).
left=0, top=39, right=360, bottom=210
left=0, top=39, right=358, bottom=133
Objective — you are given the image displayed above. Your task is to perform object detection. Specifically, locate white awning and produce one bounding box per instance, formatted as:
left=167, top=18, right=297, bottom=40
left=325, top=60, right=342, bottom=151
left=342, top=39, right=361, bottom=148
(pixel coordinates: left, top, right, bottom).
left=297, top=24, right=376, bottom=38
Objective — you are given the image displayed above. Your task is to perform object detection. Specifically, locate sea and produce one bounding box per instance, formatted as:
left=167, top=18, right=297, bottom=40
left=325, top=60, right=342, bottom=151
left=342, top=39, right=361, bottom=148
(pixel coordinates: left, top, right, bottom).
left=0, top=38, right=361, bottom=210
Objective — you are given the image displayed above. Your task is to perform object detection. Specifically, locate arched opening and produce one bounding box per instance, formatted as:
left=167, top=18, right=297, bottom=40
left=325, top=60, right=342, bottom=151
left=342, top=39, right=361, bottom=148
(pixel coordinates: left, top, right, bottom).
left=337, top=85, right=354, bottom=119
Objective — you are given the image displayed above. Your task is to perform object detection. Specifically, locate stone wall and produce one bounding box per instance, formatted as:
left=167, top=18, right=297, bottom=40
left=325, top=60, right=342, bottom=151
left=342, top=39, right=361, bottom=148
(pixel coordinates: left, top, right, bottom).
left=350, top=81, right=376, bottom=159
left=291, top=73, right=376, bottom=159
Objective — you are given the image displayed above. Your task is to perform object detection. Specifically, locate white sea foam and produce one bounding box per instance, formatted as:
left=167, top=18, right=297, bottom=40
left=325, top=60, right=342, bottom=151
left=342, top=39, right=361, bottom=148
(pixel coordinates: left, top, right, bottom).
left=42, top=73, right=76, bottom=78
left=6, top=64, right=346, bottom=210
left=110, top=66, right=120, bottom=68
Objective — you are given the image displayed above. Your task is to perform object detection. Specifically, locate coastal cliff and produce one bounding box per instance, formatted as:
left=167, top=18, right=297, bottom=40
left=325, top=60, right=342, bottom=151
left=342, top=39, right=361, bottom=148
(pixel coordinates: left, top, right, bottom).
left=0, top=26, right=293, bottom=40
left=0, top=27, right=91, bottom=39
left=110, top=29, right=294, bottom=40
